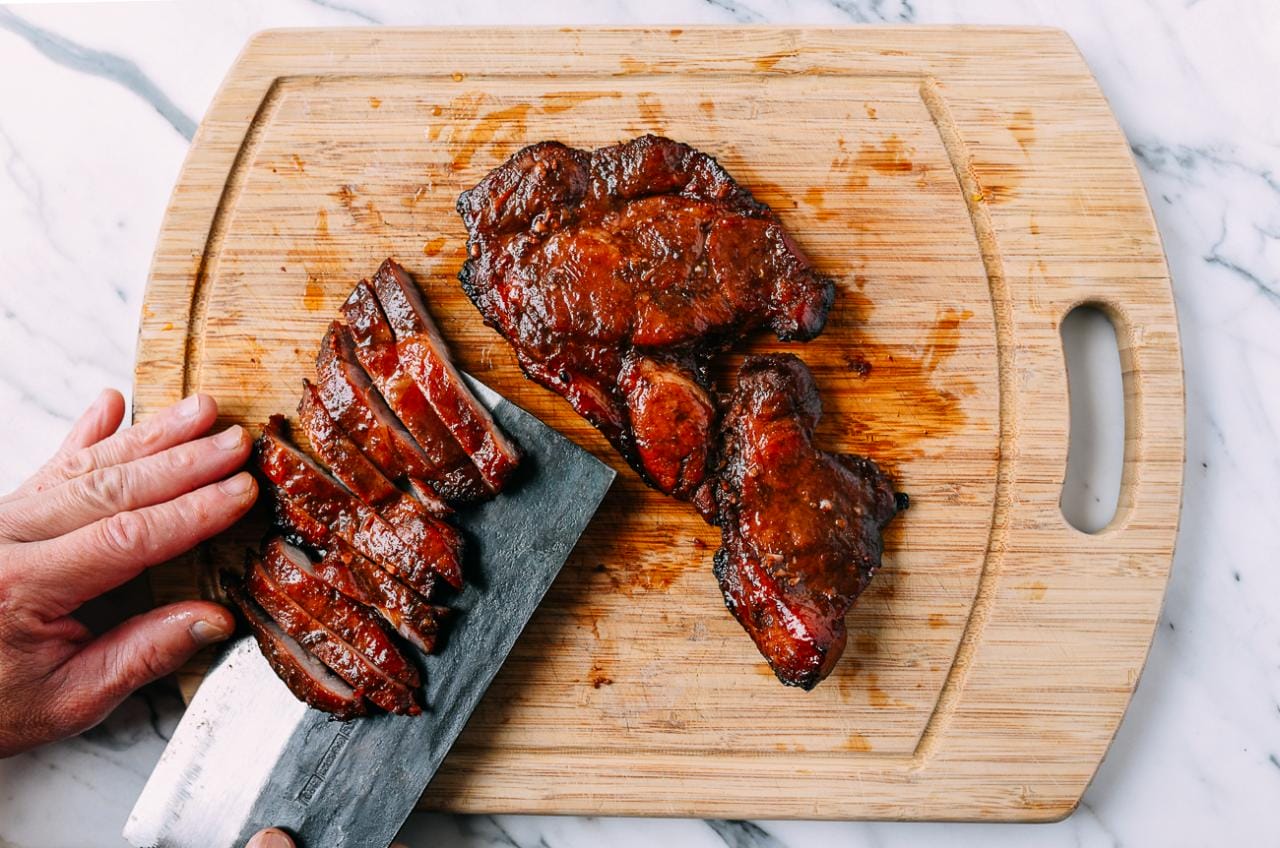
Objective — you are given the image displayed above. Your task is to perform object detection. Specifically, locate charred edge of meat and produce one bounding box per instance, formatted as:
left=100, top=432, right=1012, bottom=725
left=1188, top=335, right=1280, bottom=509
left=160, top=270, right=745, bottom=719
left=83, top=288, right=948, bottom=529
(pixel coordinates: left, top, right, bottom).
left=222, top=571, right=368, bottom=720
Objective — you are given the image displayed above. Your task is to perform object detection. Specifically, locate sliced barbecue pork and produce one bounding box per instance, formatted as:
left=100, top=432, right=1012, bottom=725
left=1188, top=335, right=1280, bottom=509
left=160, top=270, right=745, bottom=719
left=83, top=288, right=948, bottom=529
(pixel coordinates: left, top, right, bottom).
left=314, top=321, right=438, bottom=484
left=245, top=552, right=421, bottom=715
left=711, top=355, right=903, bottom=689
left=457, top=134, right=833, bottom=513
left=342, top=281, right=488, bottom=503
left=256, top=416, right=462, bottom=591
left=273, top=497, right=449, bottom=654
left=238, top=258, right=528, bottom=716
left=328, top=548, right=451, bottom=655
left=297, top=379, right=464, bottom=569
left=223, top=576, right=368, bottom=720
left=371, top=258, right=523, bottom=494
left=260, top=537, right=420, bottom=689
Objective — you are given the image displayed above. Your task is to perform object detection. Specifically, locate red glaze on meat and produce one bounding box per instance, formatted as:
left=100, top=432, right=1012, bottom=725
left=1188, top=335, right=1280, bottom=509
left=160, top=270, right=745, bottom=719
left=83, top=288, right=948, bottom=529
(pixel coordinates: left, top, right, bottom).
left=457, top=135, right=833, bottom=510
left=271, top=499, right=447, bottom=653
left=297, top=378, right=465, bottom=573
left=256, top=416, right=462, bottom=591
left=342, top=281, right=488, bottom=503
left=314, top=321, right=438, bottom=483
left=260, top=537, right=420, bottom=689
left=371, top=259, right=523, bottom=494
left=711, top=355, right=903, bottom=690
left=223, top=575, right=368, bottom=720
left=245, top=553, right=421, bottom=715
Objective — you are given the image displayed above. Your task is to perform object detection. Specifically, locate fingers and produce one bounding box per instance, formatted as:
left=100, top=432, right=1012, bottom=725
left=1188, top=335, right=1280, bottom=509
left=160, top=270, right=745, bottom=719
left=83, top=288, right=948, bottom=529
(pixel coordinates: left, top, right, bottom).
left=246, top=829, right=295, bottom=848
left=60, top=388, right=127, bottom=454
left=48, top=601, right=235, bottom=738
left=11, top=472, right=257, bottom=617
left=14, top=393, right=218, bottom=498
left=0, top=425, right=252, bottom=542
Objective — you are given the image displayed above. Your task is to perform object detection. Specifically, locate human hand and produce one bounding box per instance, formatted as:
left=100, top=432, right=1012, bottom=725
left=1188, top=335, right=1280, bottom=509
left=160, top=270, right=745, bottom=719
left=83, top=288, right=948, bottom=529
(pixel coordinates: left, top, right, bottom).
left=0, top=389, right=257, bottom=757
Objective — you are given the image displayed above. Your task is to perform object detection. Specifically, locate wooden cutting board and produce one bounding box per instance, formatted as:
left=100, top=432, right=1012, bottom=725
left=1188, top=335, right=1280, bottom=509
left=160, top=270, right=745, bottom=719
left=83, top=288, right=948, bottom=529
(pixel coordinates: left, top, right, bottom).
left=135, top=27, right=1182, bottom=821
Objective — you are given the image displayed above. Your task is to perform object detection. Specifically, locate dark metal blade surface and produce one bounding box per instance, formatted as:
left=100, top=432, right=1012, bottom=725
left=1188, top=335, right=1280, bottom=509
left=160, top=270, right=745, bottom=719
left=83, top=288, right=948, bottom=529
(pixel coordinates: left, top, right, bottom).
left=125, top=384, right=614, bottom=848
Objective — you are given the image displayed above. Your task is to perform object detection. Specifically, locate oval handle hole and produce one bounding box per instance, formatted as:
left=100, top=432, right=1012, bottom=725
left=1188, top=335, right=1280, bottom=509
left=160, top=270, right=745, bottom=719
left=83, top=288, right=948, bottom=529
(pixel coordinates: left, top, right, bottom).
left=1060, top=305, right=1125, bottom=533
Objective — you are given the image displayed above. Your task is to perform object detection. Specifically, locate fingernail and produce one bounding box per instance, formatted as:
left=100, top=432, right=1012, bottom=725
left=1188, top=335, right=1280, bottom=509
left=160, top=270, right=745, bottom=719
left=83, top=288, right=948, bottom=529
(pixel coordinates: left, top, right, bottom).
left=176, top=394, right=202, bottom=418
left=213, top=425, right=244, bottom=450
left=218, top=472, right=255, bottom=497
left=247, top=829, right=294, bottom=848
left=190, top=618, right=232, bottom=646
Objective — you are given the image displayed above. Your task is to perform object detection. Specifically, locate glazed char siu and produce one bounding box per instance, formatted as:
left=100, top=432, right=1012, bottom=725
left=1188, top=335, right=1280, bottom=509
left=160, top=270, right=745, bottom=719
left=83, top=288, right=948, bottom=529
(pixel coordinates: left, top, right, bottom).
left=711, top=355, right=903, bottom=689
left=274, top=497, right=449, bottom=654
left=314, top=321, right=437, bottom=484
left=223, top=577, right=368, bottom=720
left=235, top=260, right=523, bottom=717
left=372, top=259, right=524, bottom=494
left=245, top=553, right=421, bottom=715
left=342, top=281, right=488, bottom=503
left=257, top=416, right=463, bottom=592
left=260, top=537, right=420, bottom=689
left=457, top=134, right=833, bottom=513
left=297, top=379, right=465, bottom=574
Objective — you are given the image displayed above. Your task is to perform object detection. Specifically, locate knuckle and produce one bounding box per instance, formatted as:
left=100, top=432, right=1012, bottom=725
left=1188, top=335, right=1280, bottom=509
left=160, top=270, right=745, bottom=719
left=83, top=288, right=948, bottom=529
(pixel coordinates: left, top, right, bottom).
left=57, top=448, right=97, bottom=481
left=129, top=641, right=175, bottom=684
left=131, top=421, right=167, bottom=453
left=166, top=442, right=199, bottom=473
left=83, top=464, right=127, bottom=511
left=101, top=509, right=152, bottom=556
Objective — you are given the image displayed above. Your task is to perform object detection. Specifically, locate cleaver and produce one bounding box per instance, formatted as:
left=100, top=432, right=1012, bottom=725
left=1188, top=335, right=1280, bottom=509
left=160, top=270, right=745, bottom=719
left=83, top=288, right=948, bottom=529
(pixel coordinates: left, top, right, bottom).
left=124, top=379, right=615, bottom=848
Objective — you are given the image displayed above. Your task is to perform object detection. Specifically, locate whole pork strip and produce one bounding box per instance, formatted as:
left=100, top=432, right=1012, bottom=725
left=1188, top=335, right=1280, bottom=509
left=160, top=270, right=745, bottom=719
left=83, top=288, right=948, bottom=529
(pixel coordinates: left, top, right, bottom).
left=371, top=258, right=523, bottom=495
left=342, top=281, right=488, bottom=504
left=245, top=553, right=421, bottom=715
left=256, top=416, right=463, bottom=590
left=223, top=576, right=368, bottom=720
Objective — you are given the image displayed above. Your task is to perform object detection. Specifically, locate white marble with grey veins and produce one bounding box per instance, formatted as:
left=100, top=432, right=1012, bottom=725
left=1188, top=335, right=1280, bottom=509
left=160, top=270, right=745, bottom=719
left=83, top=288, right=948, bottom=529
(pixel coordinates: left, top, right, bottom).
left=1, top=0, right=1277, bottom=845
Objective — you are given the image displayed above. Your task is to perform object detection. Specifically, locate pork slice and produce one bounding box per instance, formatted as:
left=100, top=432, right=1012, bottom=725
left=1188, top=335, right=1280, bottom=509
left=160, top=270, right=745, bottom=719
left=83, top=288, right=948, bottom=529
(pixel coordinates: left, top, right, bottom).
left=257, top=416, right=463, bottom=591
left=245, top=553, right=420, bottom=715
left=342, top=282, right=488, bottom=503
left=343, top=552, right=451, bottom=655
left=223, top=574, right=367, bottom=720
left=298, top=378, right=465, bottom=585
left=273, top=491, right=445, bottom=602
left=261, top=537, right=420, bottom=689
left=372, top=258, right=523, bottom=494
left=297, top=378, right=400, bottom=507
left=315, top=321, right=437, bottom=483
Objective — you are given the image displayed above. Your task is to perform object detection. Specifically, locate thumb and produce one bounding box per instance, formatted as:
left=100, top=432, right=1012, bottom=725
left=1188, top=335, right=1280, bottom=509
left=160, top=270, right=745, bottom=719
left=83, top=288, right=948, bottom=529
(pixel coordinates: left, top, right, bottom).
left=246, top=828, right=295, bottom=847
left=51, top=601, right=235, bottom=733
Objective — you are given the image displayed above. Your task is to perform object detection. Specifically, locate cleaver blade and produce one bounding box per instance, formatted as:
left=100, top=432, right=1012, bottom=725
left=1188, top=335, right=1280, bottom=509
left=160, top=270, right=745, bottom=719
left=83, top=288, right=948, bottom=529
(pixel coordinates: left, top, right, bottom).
left=124, top=379, right=615, bottom=848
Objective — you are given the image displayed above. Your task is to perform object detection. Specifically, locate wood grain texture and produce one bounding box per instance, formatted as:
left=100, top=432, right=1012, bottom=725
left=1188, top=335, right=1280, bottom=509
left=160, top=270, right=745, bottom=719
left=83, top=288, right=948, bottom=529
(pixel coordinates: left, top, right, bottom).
left=134, top=27, right=1183, bottom=821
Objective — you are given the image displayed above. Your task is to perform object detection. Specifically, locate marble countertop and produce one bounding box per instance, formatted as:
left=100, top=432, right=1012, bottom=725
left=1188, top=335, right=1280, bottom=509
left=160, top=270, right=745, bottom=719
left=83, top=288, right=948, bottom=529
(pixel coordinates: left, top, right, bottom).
left=2, top=1, right=1277, bottom=845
